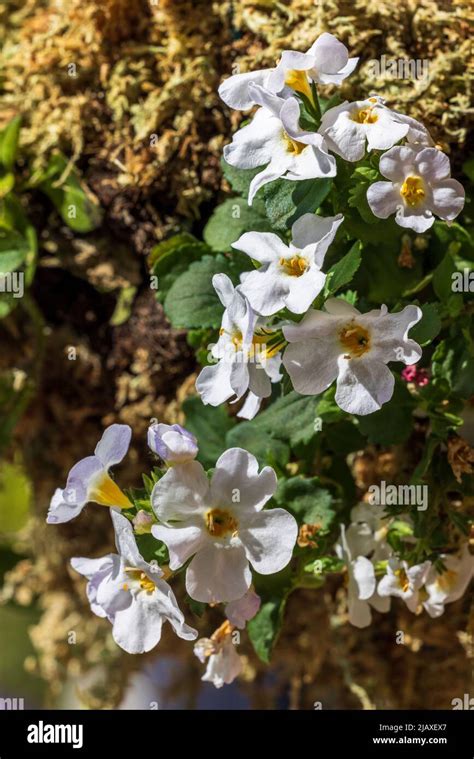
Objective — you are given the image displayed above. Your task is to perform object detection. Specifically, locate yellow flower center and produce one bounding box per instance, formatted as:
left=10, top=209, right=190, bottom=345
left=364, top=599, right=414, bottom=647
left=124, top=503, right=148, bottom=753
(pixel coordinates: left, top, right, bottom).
left=205, top=508, right=238, bottom=538
left=284, top=69, right=313, bottom=101
left=123, top=568, right=156, bottom=594
left=220, top=327, right=285, bottom=360
left=339, top=322, right=371, bottom=359
left=88, top=471, right=133, bottom=510
left=351, top=107, right=379, bottom=124
left=395, top=568, right=410, bottom=593
left=282, top=131, right=305, bottom=155
left=279, top=254, right=308, bottom=277
left=400, top=175, right=426, bottom=207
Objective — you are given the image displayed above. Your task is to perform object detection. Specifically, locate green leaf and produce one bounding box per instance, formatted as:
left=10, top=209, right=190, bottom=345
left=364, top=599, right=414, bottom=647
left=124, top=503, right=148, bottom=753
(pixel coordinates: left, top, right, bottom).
left=325, top=420, right=365, bottom=454
left=0, top=116, right=21, bottom=171
left=409, top=303, right=442, bottom=346
left=149, top=234, right=211, bottom=303
left=274, top=477, right=335, bottom=532
left=324, top=241, right=362, bottom=296
left=221, top=159, right=261, bottom=197
left=164, top=252, right=248, bottom=329
left=247, top=565, right=293, bottom=663
left=37, top=153, right=102, bottom=233
left=433, top=252, right=457, bottom=301
left=352, top=240, right=422, bottom=304
left=432, top=335, right=474, bottom=398
left=0, top=461, right=31, bottom=533
left=183, top=396, right=235, bottom=468
left=0, top=232, right=28, bottom=273
left=263, top=178, right=332, bottom=232
left=227, top=390, right=317, bottom=451
left=357, top=381, right=415, bottom=445
left=203, top=198, right=272, bottom=251
left=247, top=598, right=286, bottom=664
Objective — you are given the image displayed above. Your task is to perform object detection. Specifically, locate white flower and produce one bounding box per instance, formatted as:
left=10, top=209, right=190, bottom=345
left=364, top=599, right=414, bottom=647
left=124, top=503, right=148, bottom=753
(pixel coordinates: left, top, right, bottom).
left=234, top=212, right=343, bottom=316
left=47, top=424, right=133, bottom=524
left=377, top=557, right=431, bottom=612
left=148, top=422, right=198, bottom=464
left=194, top=621, right=242, bottom=688
left=345, top=502, right=390, bottom=560
left=422, top=545, right=473, bottom=618
left=196, top=274, right=283, bottom=420
left=319, top=97, right=432, bottom=162
left=71, top=510, right=197, bottom=654
left=337, top=525, right=389, bottom=628
left=367, top=145, right=465, bottom=233
left=283, top=298, right=422, bottom=415
left=151, top=447, right=297, bottom=603
left=223, top=100, right=336, bottom=205
left=226, top=589, right=261, bottom=629
left=218, top=33, right=358, bottom=110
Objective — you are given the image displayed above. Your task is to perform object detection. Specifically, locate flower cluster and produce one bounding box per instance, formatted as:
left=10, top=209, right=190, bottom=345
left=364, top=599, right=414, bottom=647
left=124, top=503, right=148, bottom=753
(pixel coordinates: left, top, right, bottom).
left=49, top=423, right=297, bottom=686
left=195, top=33, right=465, bottom=421
left=338, top=503, right=473, bottom=627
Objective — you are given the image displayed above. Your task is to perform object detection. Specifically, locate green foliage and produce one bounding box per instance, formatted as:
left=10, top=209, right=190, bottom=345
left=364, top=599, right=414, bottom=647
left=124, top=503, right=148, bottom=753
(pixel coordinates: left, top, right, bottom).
left=226, top=391, right=318, bottom=468
left=324, top=241, right=362, bottom=296
left=409, top=303, right=442, bottom=346
left=263, top=178, right=332, bottom=232
left=149, top=233, right=212, bottom=304
left=0, top=461, right=31, bottom=534
left=247, top=565, right=293, bottom=663
left=203, top=198, right=273, bottom=251
left=357, top=381, right=416, bottom=445
left=274, top=477, right=335, bottom=533
left=183, top=396, right=236, bottom=469
left=164, top=252, right=248, bottom=329
left=35, top=153, right=102, bottom=233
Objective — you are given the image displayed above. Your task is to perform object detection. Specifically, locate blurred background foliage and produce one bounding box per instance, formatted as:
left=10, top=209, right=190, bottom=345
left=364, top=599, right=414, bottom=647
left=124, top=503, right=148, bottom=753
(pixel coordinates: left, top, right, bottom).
left=0, top=0, right=473, bottom=709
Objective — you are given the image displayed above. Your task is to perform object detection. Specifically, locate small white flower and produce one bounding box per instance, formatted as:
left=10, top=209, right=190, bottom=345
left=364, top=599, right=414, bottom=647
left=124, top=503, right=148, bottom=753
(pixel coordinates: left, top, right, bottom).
left=194, top=621, right=242, bottom=689
left=283, top=298, right=422, bottom=415
left=367, top=145, right=465, bottom=232
left=422, top=544, right=473, bottom=618
left=319, top=97, right=431, bottom=162
left=71, top=510, right=197, bottom=654
left=234, top=212, right=343, bottom=316
left=377, top=557, right=431, bottom=612
left=337, top=525, right=389, bottom=628
left=345, top=502, right=390, bottom=560
left=226, top=588, right=261, bottom=629
left=223, top=100, right=336, bottom=205
left=151, top=447, right=297, bottom=603
left=218, top=33, right=358, bottom=110
left=47, top=424, right=133, bottom=524
left=148, top=422, right=198, bottom=464
left=196, top=274, right=283, bottom=420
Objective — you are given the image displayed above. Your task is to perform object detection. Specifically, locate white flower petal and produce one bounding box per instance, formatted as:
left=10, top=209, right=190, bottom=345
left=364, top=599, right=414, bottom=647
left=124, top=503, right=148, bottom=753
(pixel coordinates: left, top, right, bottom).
left=152, top=524, right=208, bottom=570
left=283, top=338, right=339, bottom=395
left=232, top=230, right=288, bottom=264
left=352, top=556, right=376, bottom=600
left=210, top=447, right=277, bottom=512
left=218, top=69, right=271, bottom=110
left=186, top=543, right=251, bottom=602
left=223, top=108, right=283, bottom=170
left=430, top=179, right=465, bottom=220
left=151, top=460, right=209, bottom=523
left=335, top=357, right=395, bottom=415
left=196, top=360, right=235, bottom=407
left=239, top=508, right=297, bottom=574
left=94, top=424, right=131, bottom=468
left=367, top=181, right=401, bottom=219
